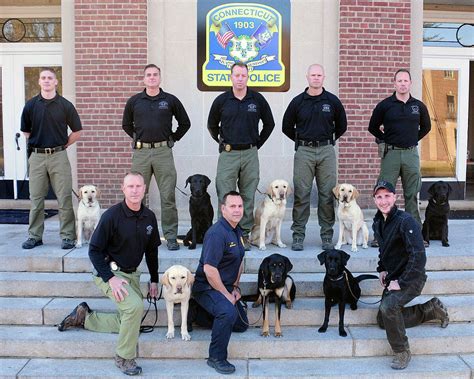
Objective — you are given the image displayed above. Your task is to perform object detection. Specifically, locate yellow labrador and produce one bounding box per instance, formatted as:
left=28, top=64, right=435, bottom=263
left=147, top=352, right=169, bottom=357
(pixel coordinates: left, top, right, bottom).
left=250, top=179, right=292, bottom=250
left=333, top=183, right=369, bottom=252
left=160, top=265, right=194, bottom=341
left=76, top=185, right=101, bottom=248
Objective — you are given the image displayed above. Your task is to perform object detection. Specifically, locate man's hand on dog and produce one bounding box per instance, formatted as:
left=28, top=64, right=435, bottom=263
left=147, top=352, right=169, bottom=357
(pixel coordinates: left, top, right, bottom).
left=379, top=271, right=387, bottom=287
left=109, top=276, right=129, bottom=302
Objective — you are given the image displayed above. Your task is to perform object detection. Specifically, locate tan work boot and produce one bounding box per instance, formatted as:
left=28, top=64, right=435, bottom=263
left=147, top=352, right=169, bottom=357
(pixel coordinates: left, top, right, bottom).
left=430, top=297, right=449, bottom=328
left=114, top=355, right=143, bottom=376
left=391, top=350, right=411, bottom=370
left=57, top=302, right=91, bottom=331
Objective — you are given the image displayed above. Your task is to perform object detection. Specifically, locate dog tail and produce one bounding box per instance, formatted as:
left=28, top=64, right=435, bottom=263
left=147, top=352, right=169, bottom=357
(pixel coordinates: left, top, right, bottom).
left=355, top=274, right=378, bottom=283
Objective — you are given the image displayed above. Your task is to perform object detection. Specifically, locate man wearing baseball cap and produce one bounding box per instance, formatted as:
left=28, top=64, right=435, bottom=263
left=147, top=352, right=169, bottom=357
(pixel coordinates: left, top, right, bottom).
left=372, top=180, right=449, bottom=370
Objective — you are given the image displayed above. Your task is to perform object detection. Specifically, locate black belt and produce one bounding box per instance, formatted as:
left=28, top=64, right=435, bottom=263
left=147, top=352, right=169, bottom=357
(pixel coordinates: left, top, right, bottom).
left=134, top=141, right=167, bottom=149
left=386, top=144, right=416, bottom=150
left=120, top=267, right=138, bottom=274
left=297, top=139, right=333, bottom=147
left=30, top=146, right=66, bottom=154
left=222, top=143, right=256, bottom=152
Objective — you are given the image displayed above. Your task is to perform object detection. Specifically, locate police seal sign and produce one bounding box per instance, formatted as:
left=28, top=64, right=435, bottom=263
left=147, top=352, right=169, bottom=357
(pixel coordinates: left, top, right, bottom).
left=197, top=0, right=290, bottom=92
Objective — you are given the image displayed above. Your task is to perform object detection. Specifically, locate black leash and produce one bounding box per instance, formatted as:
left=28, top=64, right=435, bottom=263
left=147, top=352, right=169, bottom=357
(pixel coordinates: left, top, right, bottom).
left=175, top=186, right=189, bottom=197
left=344, top=272, right=381, bottom=305
left=139, top=286, right=163, bottom=333
left=234, top=285, right=265, bottom=326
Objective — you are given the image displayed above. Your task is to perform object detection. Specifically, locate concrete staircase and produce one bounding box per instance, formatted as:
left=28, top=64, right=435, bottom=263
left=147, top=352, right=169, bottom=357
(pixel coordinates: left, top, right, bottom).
left=0, top=218, right=473, bottom=378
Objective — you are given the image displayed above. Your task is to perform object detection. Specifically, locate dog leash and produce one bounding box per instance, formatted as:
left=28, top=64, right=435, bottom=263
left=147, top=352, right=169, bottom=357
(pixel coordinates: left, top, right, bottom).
left=139, top=285, right=163, bottom=333
left=175, top=185, right=189, bottom=197
left=343, top=272, right=382, bottom=305
left=235, top=285, right=265, bottom=326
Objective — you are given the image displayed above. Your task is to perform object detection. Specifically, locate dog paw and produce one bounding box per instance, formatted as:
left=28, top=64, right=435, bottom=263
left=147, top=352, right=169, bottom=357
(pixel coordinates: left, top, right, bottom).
left=339, top=329, right=347, bottom=337
left=442, top=242, right=450, bottom=247
left=188, top=245, right=196, bottom=250
left=181, top=333, right=191, bottom=341
left=351, top=246, right=359, bottom=252
left=362, top=243, right=368, bottom=249
left=166, top=331, right=175, bottom=339
left=277, top=242, right=287, bottom=248
left=285, top=301, right=293, bottom=309
left=274, top=332, right=283, bottom=337
left=75, top=242, right=82, bottom=248
left=335, top=243, right=342, bottom=249
left=261, top=331, right=270, bottom=337
left=318, top=326, right=327, bottom=333
left=258, top=245, right=267, bottom=251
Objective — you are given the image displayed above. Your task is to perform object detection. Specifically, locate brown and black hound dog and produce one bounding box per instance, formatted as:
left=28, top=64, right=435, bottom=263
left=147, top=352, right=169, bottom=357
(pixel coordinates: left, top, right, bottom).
left=252, top=253, right=296, bottom=337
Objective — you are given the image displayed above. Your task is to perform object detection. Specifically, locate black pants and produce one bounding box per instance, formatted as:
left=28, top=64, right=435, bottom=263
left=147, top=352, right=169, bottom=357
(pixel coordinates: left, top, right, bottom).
left=376, top=277, right=437, bottom=353
left=193, top=289, right=248, bottom=361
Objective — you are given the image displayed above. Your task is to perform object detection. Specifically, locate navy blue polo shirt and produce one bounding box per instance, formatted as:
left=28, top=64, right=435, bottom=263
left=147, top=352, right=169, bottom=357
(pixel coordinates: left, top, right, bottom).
left=21, top=93, right=82, bottom=148
left=193, top=217, right=245, bottom=293
left=207, top=88, right=275, bottom=148
left=122, top=88, right=191, bottom=142
left=368, top=92, right=431, bottom=148
left=282, top=87, right=347, bottom=142
left=89, top=201, right=161, bottom=283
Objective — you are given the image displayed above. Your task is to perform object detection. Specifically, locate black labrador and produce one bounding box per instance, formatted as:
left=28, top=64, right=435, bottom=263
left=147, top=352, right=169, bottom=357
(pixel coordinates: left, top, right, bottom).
left=317, top=249, right=377, bottom=337
left=183, top=174, right=214, bottom=250
left=422, top=181, right=451, bottom=247
left=252, top=253, right=296, bottom=337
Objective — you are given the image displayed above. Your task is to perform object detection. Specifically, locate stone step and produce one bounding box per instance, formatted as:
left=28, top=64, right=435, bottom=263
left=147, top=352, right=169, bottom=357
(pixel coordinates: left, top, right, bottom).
left=0, top=271, right=472, bottom=298
left=1, top=323, right=473, bottom=359
left=2, top=354, right=473, bottom=378
left=2, top=242, right=473, bottom=273
left=1, top=295, right=472, bottom=327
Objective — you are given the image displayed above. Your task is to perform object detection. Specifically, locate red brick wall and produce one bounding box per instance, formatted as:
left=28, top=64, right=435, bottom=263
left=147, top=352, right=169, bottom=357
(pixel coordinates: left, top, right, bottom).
left=338, top=0, right=412, bottom=208
left=75, top=0, right=147, bottom=207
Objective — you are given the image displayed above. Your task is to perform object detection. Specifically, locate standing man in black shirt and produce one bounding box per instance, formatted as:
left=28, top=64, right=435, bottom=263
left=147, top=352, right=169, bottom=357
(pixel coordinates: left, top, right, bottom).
left=58, top=172, right=160, bottom=376
left=21, top=67, right=82, bottom=250
left=122, top=64, right=191, bottom=251
left=368, top=69, right=431, bottom=228
left=208, top=62, right=275, bottom=250
left=282, top=64, right=347, bottom=251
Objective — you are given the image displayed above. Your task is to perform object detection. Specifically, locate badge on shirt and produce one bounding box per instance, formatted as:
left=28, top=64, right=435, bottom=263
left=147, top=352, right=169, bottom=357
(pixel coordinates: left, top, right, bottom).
left=229, top=242, right=237, bottom=248
left=322, top=104, right=331, bottom=112
left=247, top=104, right=257, bottom=113
left=158, top=101, right=169, bottom=110
left=411, top=105, right=419, bottom=114
left=146, top=225, right=153, bottom=235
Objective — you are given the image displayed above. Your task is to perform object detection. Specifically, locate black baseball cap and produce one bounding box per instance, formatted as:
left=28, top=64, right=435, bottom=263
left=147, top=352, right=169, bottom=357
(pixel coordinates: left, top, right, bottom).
left=373, top=180, right=395, bottom=196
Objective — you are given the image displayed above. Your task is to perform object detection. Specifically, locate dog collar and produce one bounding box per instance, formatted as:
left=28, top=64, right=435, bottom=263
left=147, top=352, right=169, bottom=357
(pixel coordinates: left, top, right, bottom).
left=328, top=274, right=344, bottom=282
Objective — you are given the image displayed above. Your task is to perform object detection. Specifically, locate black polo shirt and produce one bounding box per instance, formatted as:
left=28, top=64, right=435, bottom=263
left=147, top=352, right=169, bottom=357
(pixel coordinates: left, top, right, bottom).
left=20, top=93, right=82, bottom=148
left=368, top=92, right=431, bottom=148
left=193, top=217, right=245, bottom=293
left=207, top=88, right=275, bottom=148
left=282, top=88, right=347, bottom=142
left=122, top=88, right=191, bottom=142
left=89, top=201, right=160, bottom=283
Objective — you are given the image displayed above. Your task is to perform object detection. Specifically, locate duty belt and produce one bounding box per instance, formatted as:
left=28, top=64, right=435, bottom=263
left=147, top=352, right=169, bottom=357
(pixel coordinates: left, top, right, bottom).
left=109, top=261, right=137, bottom=273
left=386, top=144, right=416, bottom=150
left=222, top=143, right=256, bottom=152
left=297, top=139, right=333, bottom=147
left=30, top=146, right=66, bottom=154
left=134, top=141, right=167, bottom=149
